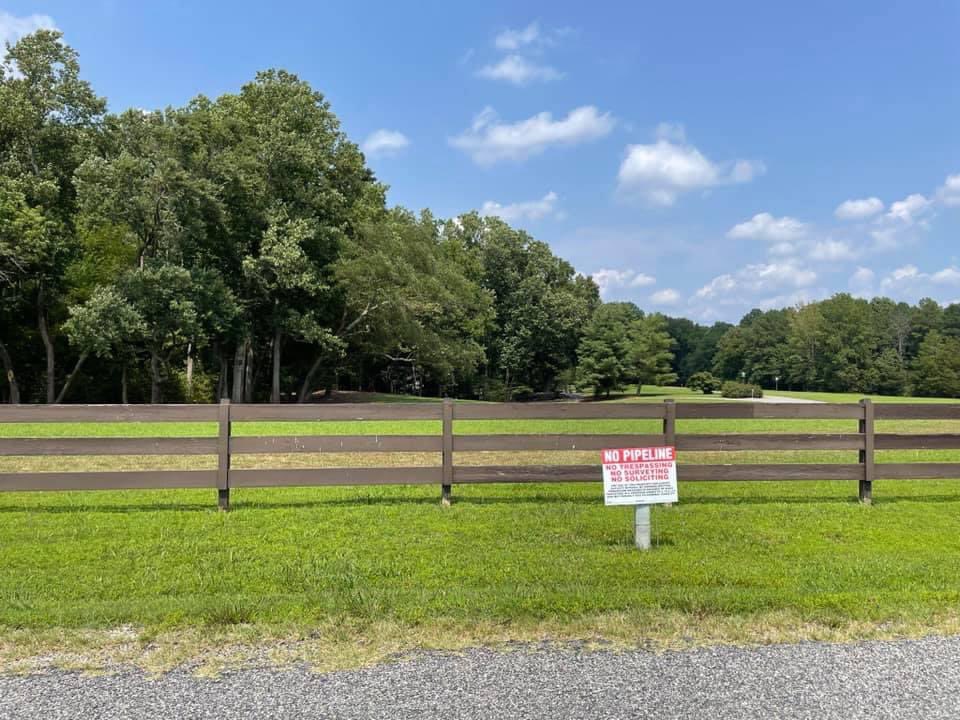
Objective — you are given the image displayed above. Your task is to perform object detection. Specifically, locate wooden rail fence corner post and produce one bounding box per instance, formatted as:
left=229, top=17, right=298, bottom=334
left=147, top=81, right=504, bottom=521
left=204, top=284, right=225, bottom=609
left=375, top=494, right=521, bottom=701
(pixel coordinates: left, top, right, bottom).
left=441, top=397, right=453, bottom=506
left=859, top=398, right=875, bottom=505
left=218, top=399, right=231, bottom=511
left=663, top=399, right=677, bottom=507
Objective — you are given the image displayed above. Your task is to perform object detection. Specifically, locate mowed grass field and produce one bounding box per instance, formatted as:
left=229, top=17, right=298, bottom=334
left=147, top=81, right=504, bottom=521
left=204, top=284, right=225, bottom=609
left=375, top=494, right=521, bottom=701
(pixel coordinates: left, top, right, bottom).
left=2, top=388, right=960, bottom=671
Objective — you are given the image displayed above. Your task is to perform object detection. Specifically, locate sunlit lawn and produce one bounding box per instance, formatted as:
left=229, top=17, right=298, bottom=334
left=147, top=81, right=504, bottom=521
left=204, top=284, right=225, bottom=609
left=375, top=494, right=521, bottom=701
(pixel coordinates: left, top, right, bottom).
left=1, top=393, right=960, bottom=672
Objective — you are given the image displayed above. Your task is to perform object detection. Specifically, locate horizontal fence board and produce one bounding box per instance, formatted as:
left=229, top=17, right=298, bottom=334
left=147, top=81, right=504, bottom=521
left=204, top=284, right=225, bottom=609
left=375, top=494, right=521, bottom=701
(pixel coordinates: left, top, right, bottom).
left=231, top=467, right=443, bottom=487
left=0, top=437, right=217, bottom=456
left=875, top=434, right=960, bottom=450
left=231, top=435, right=441, bottom=454
left=678, top=464, right=864, bottom=481
left=454, top=463, right=863, bottom=483
left=455, top=465, right=600, bottom=483
left=0, top=404, right=218, bottom=423
left=454, top=434, right=665, bottom=452
left=676, top=433, right=863, bottom=451
left=874, top=405, right=960, bottom=420
left=230, top=403, right=441, bottom=422
left=676, top=403, right=863, bottom=420
left=875, top=463, right=960, bottom=479
left=0, top=470, right=217, bottom=492
left=453, top=403, right=665, bottom=420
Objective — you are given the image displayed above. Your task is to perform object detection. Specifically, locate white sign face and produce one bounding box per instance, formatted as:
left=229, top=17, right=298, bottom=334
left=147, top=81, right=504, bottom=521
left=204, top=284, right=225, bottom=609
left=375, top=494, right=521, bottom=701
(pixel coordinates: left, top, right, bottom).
left=602, top=446, right=678, bottom=506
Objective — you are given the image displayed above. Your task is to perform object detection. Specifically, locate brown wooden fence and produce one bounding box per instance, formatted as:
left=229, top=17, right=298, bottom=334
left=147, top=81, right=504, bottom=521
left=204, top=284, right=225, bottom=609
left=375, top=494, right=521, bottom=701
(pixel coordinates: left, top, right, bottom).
left=1, top=398, right=960, bottom=508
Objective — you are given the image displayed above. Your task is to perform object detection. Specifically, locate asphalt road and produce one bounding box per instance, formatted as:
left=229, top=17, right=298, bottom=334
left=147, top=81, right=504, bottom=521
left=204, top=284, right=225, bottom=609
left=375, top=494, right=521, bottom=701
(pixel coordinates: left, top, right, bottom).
left=2, top=636, right=958, bottom=719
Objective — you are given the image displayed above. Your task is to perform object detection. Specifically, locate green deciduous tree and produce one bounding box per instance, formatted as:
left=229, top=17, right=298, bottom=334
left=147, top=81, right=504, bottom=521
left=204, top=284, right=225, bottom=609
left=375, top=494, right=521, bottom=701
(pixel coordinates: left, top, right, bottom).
left=60, top=285, right=145, bottom=402
left=912, top=331, right=960, bottom=398
left=0, top=29, right=105, bottom=402
left=118, top=264, right=199, bottom=402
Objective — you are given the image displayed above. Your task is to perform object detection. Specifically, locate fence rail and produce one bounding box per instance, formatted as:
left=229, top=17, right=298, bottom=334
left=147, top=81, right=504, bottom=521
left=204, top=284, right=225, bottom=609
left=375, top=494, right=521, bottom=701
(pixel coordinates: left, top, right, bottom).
left=0, top=398, right=959, bottom=508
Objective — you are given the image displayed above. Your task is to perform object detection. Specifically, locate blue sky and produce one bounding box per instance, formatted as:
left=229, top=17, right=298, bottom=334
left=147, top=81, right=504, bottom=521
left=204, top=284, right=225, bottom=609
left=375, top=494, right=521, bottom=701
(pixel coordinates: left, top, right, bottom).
left=3, top=1, right=959, bottom=322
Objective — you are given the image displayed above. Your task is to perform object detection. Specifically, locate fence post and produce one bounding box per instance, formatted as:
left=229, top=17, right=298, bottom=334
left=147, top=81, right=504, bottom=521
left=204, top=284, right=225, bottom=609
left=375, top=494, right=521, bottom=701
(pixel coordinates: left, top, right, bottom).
left=218, top=399, right=231, bottom=511
left=663, top=399, right=676, bottom=445
left=441, top=397, right=453, bottom=506
left=859, top=398, right=874, bottom=504
left=663, top=399, right=676, bottom=506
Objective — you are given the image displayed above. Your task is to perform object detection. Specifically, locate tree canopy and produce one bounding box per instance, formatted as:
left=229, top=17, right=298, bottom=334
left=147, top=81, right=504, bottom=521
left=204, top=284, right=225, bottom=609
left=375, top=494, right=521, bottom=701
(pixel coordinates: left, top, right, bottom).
left=1, top=31, right=959, bottom=403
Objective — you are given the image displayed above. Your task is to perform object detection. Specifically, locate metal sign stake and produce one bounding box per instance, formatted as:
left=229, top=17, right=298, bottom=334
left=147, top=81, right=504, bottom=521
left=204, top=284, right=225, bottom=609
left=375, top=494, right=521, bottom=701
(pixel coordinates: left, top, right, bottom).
left=634, top=504, right=651, bottom=550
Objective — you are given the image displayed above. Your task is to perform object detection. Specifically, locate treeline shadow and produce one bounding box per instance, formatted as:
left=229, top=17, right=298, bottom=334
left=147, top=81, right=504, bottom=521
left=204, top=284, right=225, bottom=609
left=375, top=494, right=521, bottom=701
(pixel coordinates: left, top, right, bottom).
left=3, top=490, right=960, bottom=514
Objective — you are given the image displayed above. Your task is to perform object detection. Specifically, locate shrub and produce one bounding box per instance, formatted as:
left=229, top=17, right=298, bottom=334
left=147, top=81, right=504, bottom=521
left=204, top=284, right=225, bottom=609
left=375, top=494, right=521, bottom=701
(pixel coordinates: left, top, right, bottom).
left=688, top=371, right=722, bottom=394
left=721, top=381, right=764, bottom=399
left=510, top=384, right=535, bottom=402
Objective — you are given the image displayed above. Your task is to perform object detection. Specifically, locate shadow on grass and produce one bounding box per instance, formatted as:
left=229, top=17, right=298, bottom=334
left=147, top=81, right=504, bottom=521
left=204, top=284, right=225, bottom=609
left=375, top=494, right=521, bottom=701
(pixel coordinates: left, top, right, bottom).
left=679, top=493, right=960, bottom=506
left=2, top=491, right=959, bottom=514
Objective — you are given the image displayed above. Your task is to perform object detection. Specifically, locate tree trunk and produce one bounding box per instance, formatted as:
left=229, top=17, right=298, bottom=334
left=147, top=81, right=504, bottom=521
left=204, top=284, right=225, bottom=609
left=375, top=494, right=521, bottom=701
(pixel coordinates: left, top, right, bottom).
left=231, top=340, right=246, bottom=403
left=150, top=350, right=162, bottom=403
left=37, top=288, right=55, bottom=403
left=185, top=342, right=194, bottom=400
left=121, top=364, right=128, bottom=404
left=0, top=339, right=20, bottom=404
left=218, top=356, right=228, bottom=399
left=213, top=342, right=226, bottom=400
left=243, top=341, right=255, bottom=403
left=299, top=354, right=324, bottom=403
left=271, top=328, right=282, bottom=403
left=54, top=352, right=88, bottom=403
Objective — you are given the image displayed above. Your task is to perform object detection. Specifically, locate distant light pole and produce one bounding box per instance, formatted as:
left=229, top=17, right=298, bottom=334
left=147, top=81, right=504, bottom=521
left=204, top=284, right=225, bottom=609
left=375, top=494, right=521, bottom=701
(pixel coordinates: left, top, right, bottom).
left=775, top=375, right=780, bottom=392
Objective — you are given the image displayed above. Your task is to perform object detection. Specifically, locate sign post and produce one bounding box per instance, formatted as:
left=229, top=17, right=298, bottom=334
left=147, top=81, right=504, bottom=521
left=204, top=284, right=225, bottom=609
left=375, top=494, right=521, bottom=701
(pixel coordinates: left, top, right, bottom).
left=602, top=446, right=678, bottom=550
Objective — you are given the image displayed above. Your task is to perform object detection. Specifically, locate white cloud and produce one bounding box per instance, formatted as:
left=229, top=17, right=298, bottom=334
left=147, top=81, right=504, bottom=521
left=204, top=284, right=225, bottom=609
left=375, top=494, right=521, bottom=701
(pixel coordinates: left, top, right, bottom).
left=494, top=21, right=542, bottom=51
left=835, top=197, right=884, bottom=220
left=755, top=289, right=826, bottom=311
left=650, top=288, right=681, bottom=305
left=862, top=193, right=934, bottom=252
left=0, top=11, right=56, bottom=47
left=492, top=21, right=570, bottom=51
left=869, top=227, right=906, bottom=251
left=477, top=55, right=561, bottom=85
left=727, top=213, right=807, bottom=242
left=937, top=174, right=960, bottom=207
left=932, top=267, right=960, bottom=285
left=693, top=260, right=816, bottom=302
left=809, top=239, right=858, bottom=262
left=480, top=191, right=559, bottom=223
left=890, top=264, right=920, bottom=282
left=618, top=138, right=763, bottom=206
left=450, top=106, right=615, bottom=165
left=879, top=265, right=926, bottom=296
left=654, top=122, right=686, bottom=142
left=886, top=193, right=931, bottom=223
left=361, top=129, right=410, bottom=157
left=769, top=241, right=797, bottom=256
left=591, top=268, right=655, bottom=296
left=849, top=267, right=875, bottom=289
left=878, top=264, right=960, bottom=303
left=730, top=159, right=766, bottom=183
left=693, top=274, right=737, bottom=300
left=630, top=273, right=656, bottom=287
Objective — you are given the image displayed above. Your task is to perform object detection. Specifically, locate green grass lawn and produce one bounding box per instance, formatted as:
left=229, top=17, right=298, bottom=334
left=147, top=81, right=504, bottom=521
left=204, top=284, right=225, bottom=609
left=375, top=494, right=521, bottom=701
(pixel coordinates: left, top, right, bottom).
left=3, top=392, right=960, bottom=672
left=4, top=477, right=960, bottom=673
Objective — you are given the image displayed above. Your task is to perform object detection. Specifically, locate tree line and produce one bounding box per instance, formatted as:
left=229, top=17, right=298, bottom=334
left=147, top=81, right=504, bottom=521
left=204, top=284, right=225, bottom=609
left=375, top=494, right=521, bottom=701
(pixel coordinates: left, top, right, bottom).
left=2, top=32, right=956, bottom=404
left=666, top=295, right=960, bottom=398
left=0, top=30, right=623, bottom=404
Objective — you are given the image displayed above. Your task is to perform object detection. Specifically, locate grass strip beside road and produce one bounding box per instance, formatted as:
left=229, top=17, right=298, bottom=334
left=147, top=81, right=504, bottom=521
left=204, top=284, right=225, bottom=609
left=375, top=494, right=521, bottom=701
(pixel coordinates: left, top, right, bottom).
left=3, top=391, right=960, bottom=673
left=3, top=479, right=960, bottom=672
